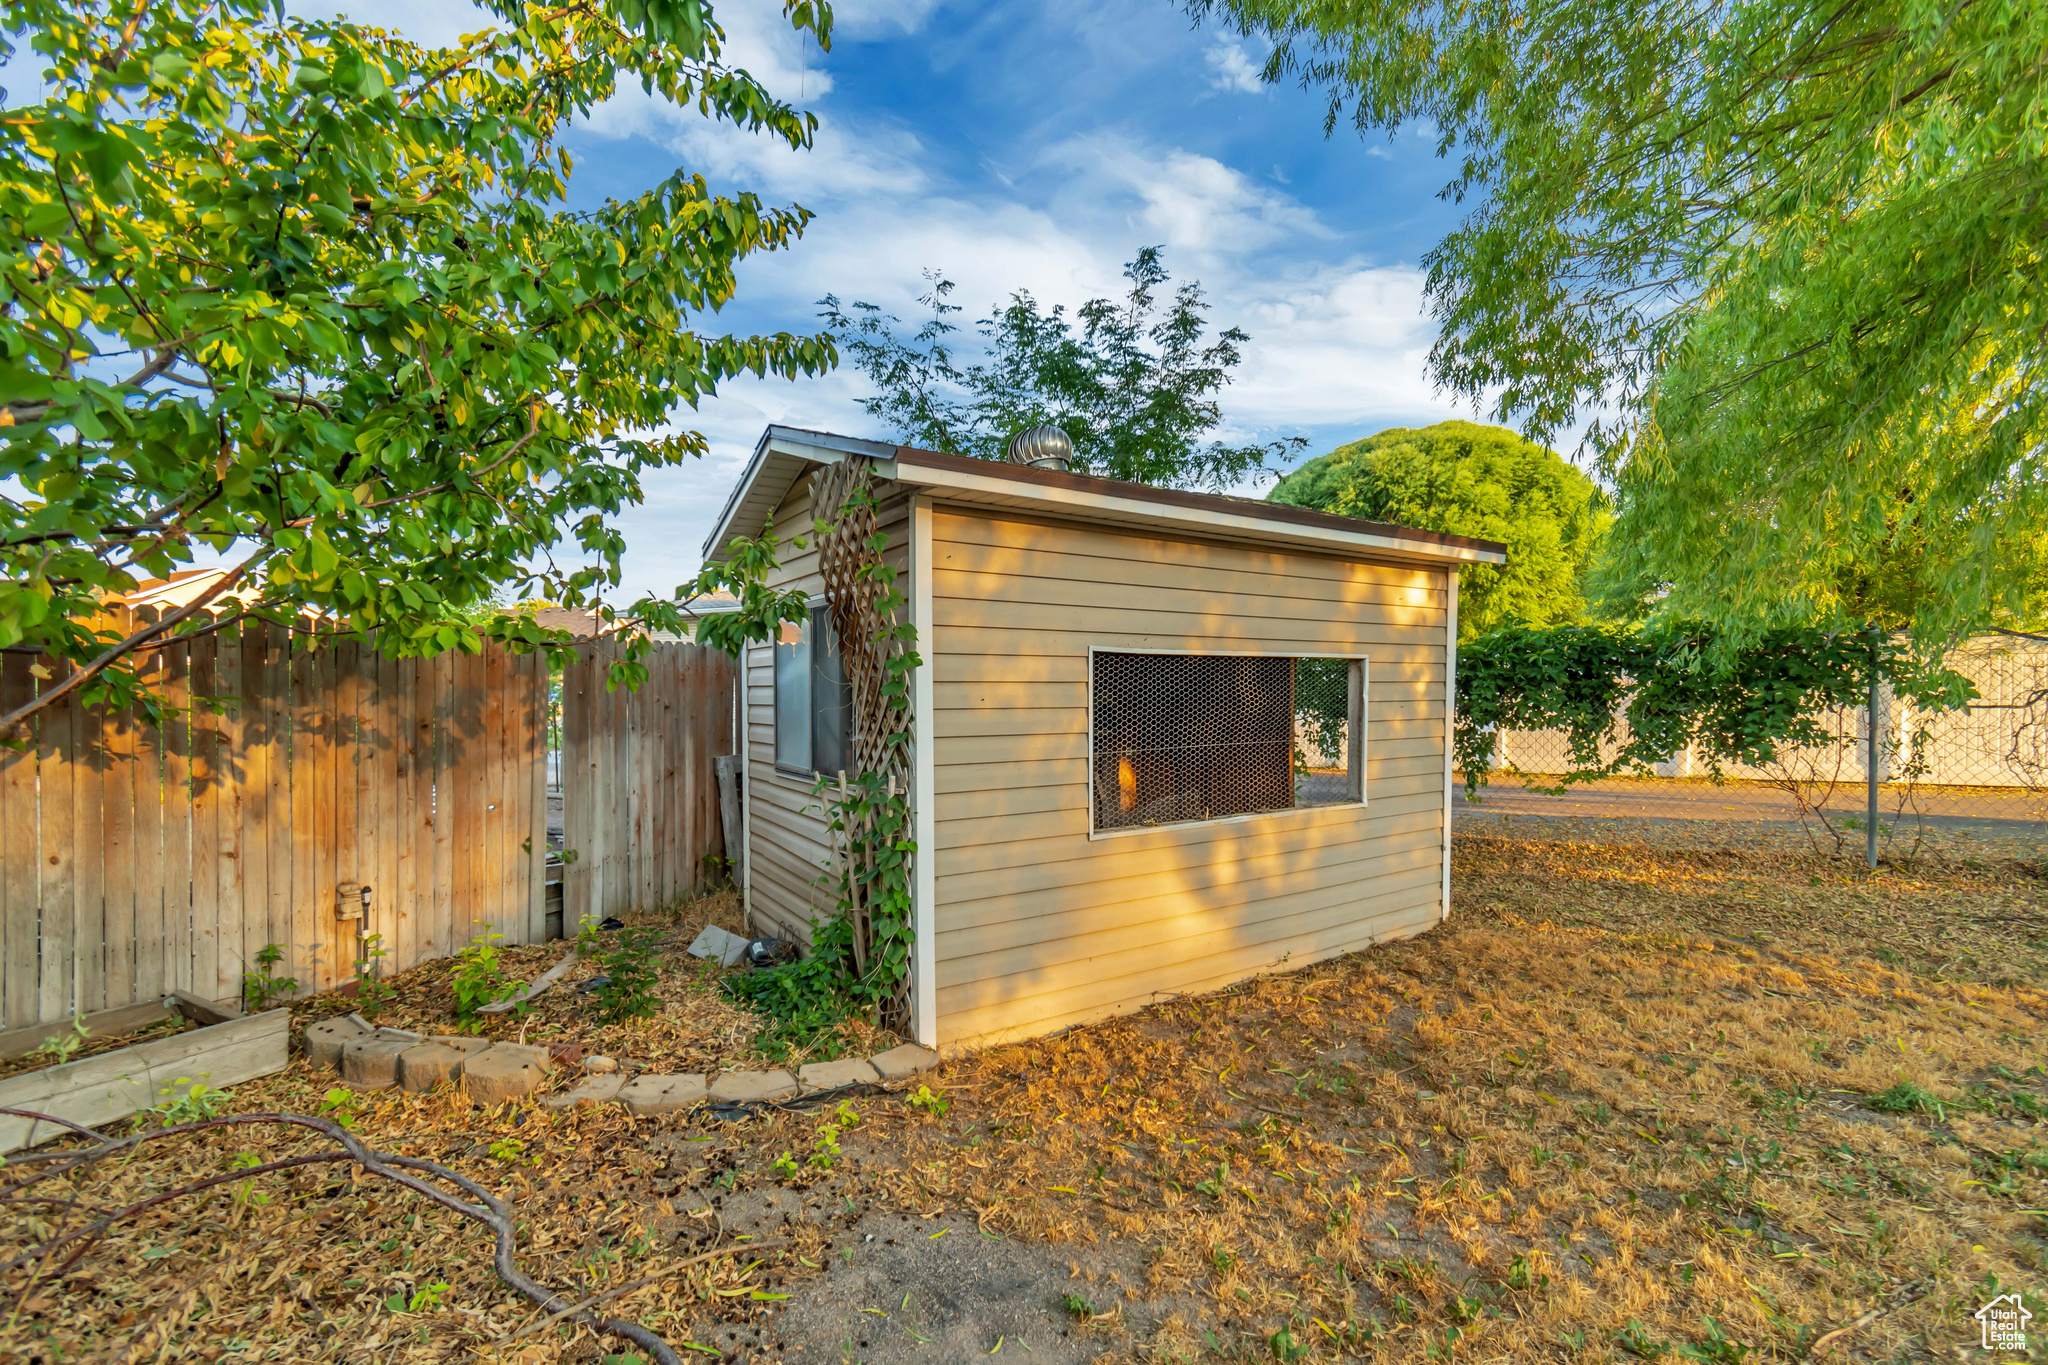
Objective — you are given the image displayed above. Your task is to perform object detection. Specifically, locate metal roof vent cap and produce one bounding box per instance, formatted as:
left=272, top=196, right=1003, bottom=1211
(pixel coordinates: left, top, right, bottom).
left=1005, top=425, right=1073, bottom=473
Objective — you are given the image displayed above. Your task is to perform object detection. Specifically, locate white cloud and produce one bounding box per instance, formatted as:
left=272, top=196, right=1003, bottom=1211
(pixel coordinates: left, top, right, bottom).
left=292, top=0, right=493, bottom=47
left=1041, top=135, right=1331, bottom=261
left=576, top=87, right=929, bottom=201
left=574, top=122, right=1481, bottom=590
left=1204, top=39, right=1266, bottom=95
left=830, top=0, right=951, bottom=40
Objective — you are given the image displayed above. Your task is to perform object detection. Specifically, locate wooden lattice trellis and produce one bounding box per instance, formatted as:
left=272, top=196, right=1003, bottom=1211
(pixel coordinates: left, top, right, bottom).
left=810, top=456, right=914, bottom=1027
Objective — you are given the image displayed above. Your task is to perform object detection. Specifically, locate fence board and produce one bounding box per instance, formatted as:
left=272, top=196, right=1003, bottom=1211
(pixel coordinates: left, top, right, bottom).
left=288, top=632, right=320, bottom=992
left=101, top=696, right=136, bottom=1013
left=658, top=656, right=678, bottom=903
left=1, top=656, right=35, bottom=1028
left=38, top=667, right=76, bottom=1023
left=212, top=621, right=244, bottom=1003
left=163, top=636, right=193, bottom=1003
left=337, top=642, right=366, bottom=994
left=406, top=653, right=434, bottom=972
left=486, top=643, right=511, bottom=941
left=237, top=620, right=271, bottom=995
left=430, top=651, right=455, bottom=965
left=375, top=648, right=401, bottom=972
left=563, top=651, right=591, bottom=931
left=527, top=654, right=548, bottom=944
left=186, top=633, right=222, bottom=1008
left=263, top=622, right=291, bottom=978
left=313, top=638, right=341, bottom=994
left=131, top=619, right=166, bottom=1004
left=74, top=684, right=107, bottom=1016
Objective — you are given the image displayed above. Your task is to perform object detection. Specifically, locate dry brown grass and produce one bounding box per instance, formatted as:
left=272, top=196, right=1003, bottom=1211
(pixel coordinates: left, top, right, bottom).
left=4, top=832, right=2046, bottom=1363
left=844, top=832, right=2048, bottom=1362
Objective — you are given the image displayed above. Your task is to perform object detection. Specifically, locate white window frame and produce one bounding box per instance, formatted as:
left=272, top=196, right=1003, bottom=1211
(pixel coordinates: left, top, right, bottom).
left=1085, top=644, right=1369, bottom=840
left=772, top=594, right=852, bottom=783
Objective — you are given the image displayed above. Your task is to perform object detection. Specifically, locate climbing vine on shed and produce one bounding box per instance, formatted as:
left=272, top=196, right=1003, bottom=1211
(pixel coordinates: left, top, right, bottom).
left=697, top=455, right=920, bottom=1051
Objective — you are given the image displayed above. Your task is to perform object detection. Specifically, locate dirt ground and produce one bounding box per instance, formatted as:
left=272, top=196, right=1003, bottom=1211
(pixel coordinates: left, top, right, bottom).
left=4, top=827, right=2046, bottom=1364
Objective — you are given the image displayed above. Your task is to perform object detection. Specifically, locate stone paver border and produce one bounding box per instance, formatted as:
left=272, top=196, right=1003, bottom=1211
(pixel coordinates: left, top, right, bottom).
left=304, top=1020, right=940, bottom=1113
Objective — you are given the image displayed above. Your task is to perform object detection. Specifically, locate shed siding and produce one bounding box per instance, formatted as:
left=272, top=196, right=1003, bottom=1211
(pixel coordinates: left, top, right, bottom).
left=740, top=473, right=908, bottom=944
left=928, top=509, right=1450, bottom=1049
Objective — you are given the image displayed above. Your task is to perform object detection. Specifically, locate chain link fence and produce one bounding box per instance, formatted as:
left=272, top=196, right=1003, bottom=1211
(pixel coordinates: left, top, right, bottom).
left=1471, top=635, right=2048, bottom=857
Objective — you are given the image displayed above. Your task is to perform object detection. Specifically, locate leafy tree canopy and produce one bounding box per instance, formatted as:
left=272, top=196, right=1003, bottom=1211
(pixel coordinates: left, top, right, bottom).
left=820, top=246, right=1305, bottom=490
left=1197, top=0, right=2046, bottom=645
left=1269, top=420, right=1609, bottom=639
left=0, top=0, right=835, bottom=726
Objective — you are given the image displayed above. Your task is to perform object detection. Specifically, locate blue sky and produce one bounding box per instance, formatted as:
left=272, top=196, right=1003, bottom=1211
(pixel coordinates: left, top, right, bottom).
left=12, top=1, right=1491, bottom=606
left=531, top=0, right=1488, bottom=602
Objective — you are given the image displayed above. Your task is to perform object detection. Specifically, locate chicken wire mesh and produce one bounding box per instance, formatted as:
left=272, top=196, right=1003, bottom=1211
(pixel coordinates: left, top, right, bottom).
left=1478, top=636, right=2048, bottom=849
left=1091, top=652, right=1358, bottom=831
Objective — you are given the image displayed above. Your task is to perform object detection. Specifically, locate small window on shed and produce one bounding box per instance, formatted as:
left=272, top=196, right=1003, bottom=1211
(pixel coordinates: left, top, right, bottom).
left=774, top=607, right=851, bottom=776
left=1091, top=651, right=1364, bottom=832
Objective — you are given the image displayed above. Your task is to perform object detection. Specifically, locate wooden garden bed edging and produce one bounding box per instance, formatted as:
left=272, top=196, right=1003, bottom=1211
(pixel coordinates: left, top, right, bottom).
left=0, top=1008, right=290, bottom=1154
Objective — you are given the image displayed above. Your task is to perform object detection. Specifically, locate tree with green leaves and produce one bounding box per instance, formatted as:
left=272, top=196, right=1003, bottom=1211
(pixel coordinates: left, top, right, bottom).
left=820, top=246, right=1305, bottom=490
left=1270, top=421, right=1609, bottom=639
left=1196, top=0, right=2047, bottom=644
left=0, top=0, right=835, bottom=729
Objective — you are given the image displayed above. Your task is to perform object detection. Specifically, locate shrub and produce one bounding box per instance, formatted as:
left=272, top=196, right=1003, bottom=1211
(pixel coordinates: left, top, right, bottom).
left=592, top=926, right=664, bottom=1024
left=451, top=927, right=523, bottom=1021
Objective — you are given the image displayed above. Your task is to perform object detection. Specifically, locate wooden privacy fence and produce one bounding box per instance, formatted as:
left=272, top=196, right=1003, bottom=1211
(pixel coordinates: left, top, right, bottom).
left=0, top=611, right=548, bottom=1031
left=559, top=639, right=738, bottom=927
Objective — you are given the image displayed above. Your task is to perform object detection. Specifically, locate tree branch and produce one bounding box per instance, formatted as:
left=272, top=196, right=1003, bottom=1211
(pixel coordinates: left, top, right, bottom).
left=0, top=1108, right=686, bottom=1365
left=0, top=545, right=269, bottom=737
left=4, top=346, right=179, bottom=423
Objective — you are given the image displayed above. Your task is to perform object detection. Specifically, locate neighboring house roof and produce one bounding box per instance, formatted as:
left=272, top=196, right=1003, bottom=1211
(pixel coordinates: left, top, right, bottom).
left=704, top=425, right=1511, bottom=568
left=113, top=566, right=262, bottom=611
left=527, top=595, right=740, bottom=640
left=528, top=606, right=605, bottom=638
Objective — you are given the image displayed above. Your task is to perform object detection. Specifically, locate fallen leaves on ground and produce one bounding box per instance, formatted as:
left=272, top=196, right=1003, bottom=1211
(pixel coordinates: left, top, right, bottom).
left=4, top=832, right=2044, bottom=1363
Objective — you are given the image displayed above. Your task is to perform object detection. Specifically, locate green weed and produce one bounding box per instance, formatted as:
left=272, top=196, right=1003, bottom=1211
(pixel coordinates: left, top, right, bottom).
left=151, top=1079, right=231, bottom=1124
left=592, top=926, right=665, bottom=1023
left=242, top=942, right=297, bottom=1012
left=451, top=927, right=524, bottom=1022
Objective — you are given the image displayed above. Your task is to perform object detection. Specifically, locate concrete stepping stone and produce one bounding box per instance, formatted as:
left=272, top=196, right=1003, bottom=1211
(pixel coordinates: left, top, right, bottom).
left=797, top=1058, right=880, bottom=1091
left=708, top=1070, right=798, bottom=1104
left=338, top=1028, right=422, bottom=1089
left=617, top=1073, right=707, bottom=1116
left=686, top=924, right=750, bottom=967
left=304, top=1015, right=371, bottom=1071
left=461, top=1043, right=554, bottom=1106
left=396, top=1037, right=492, bottom=1092
left=869, top=1044, right=940, bottom=1082
left=547, top=1073, right=627, bottom=1109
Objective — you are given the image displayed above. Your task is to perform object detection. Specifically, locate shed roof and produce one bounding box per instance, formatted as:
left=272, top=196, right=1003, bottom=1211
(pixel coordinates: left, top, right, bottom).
left=704, top=425, right=1509, bottom=569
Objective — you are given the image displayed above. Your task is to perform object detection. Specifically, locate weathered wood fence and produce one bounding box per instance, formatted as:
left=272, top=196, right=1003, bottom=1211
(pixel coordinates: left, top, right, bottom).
left=0, top=611, right=548, bottom=1030
left=1, top=617, right=737, bottom=1032
left=560, top=640, right=738, bottom=926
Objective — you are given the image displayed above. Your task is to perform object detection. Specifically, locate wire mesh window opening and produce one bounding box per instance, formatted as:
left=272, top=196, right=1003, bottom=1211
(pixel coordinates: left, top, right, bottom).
left=773, top=607, right=850, bottom=775
left=1092, top=652, right=1364, bottom=832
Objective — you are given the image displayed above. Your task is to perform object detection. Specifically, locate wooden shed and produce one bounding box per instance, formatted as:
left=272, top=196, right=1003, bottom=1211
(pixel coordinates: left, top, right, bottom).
left=704, top=426, right=1508, bottom=1053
